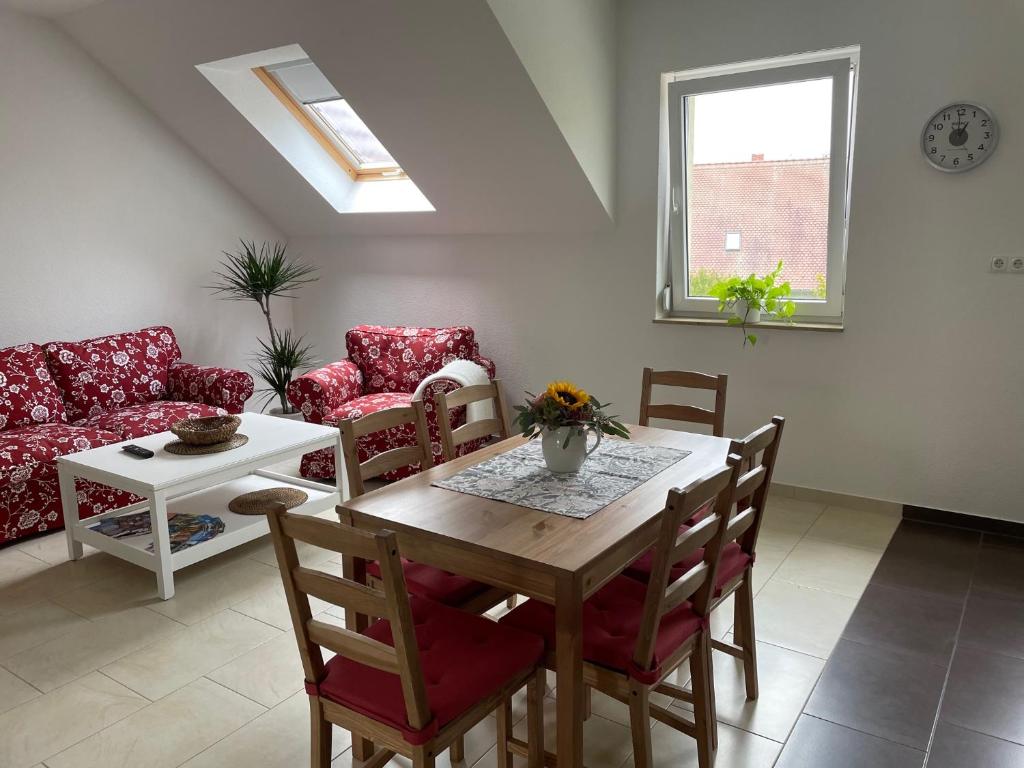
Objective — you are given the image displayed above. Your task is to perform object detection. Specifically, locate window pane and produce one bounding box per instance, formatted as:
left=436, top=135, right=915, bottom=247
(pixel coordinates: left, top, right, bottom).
left=310, top=100, right=397, bottom=167
left=686, top=78, right=832, bottom=300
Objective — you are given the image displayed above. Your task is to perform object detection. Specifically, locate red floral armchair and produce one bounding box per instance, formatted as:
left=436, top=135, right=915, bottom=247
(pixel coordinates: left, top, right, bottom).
left=287, top=325, right=495, bottom=480
left=0, top=326, right=253, bottom=545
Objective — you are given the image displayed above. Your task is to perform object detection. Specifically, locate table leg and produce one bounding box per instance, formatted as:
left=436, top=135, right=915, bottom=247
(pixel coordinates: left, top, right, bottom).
left=334, top=436, right=348, bottom=502
left=58, top=466, right=84, bottom=561
left=149, top=489, right=175, bottom=600
left=555, top=574, right=584, bottom=768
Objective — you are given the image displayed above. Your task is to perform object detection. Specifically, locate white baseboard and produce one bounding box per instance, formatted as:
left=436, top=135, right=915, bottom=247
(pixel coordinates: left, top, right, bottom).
left=770, top=482, right=902, bottom=516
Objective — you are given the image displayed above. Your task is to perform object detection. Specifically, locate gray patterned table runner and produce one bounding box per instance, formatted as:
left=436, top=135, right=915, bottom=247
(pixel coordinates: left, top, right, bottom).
left=432, top=440, right=691, bottom=519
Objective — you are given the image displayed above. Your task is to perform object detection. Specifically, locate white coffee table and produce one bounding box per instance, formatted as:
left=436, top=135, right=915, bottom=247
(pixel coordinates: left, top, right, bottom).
left=57, top=412, right=344, bottom=599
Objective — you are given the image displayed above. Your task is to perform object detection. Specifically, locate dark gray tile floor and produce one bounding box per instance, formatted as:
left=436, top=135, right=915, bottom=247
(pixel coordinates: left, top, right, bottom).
left=775, top=519, right=1024, bottom=768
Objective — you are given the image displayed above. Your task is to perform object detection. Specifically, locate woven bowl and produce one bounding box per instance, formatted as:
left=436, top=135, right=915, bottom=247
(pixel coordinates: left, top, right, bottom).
left=169, top=415, right=241, bottom=446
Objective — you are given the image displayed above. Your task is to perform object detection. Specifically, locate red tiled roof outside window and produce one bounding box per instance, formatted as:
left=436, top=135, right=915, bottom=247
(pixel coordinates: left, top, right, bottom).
left=688, top=157, right=830, bottom=294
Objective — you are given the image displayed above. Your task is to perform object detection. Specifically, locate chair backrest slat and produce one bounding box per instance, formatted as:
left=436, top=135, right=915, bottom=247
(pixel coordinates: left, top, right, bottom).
left=670, top=513, right=720, bottom=564
left=292, top=566, right=389, bottom=619
left=435, top=379, right=512, bottom=462
left=639, top=367, right=728, bottom=436
left=726, top=416, right=786, bottom=557
left=340, top=401, right=433, bottom=497
left=306, top=619, right=400, bottom=673
left=267, top=505, right=432, bottom=731
left=632, top=460, right=740, bottom=673
left=279, top=513, right=379, bottom=560
left=661, top=562, right=710, bottom=615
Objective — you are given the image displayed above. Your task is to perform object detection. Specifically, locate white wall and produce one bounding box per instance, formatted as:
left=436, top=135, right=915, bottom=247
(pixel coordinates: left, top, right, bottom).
left=488, top=0, right=617, bottom=216
left=293, top=0, right=1024, bottom=522
left=0, top=10, right=284, bottom=380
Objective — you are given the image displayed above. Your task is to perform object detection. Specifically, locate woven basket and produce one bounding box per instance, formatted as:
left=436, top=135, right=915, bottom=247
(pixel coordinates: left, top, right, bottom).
left=170, top=415, right=241, bottom=446
left=228, top=487, right=309, bottom=516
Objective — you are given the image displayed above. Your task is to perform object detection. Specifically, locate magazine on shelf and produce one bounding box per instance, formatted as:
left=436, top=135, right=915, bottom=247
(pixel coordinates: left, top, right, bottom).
left=90, top=511, right=225, bottom=553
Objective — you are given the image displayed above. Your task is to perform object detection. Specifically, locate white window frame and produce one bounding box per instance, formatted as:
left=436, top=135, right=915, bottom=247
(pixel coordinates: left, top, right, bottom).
left=658, top=48, right=859, bottom=323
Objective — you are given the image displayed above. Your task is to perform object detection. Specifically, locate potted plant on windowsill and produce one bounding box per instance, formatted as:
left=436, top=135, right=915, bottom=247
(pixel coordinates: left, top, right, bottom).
left=709, top=261, right=796, bottom=347
left=209, top=240, right=319, bottom=417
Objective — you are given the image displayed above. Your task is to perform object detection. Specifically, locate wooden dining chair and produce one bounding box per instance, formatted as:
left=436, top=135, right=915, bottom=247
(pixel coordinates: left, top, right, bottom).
left=639, top=368, right=728, bottom=437
left=500, top=459, right=743, bottom=768
left=266, top=505, right=547, bottom=768
left=338, top=401, right=513, bottom=615
left=434, top=379, right=512, bottom=463
left=623, top=416, right=786, bottom=709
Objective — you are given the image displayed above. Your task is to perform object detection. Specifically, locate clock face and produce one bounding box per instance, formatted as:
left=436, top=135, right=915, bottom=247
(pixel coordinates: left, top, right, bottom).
left=922, top=103, right=998, bottom=172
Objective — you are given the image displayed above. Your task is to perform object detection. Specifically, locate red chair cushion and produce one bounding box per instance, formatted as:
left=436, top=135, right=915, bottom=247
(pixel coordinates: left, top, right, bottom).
left=78, top=401, right=225, bottom=440
left=366, top=558, right=494, bottom=607
left=346, top=326, right=481, bottom=394
left=44, top=326, right=182, bottom=423
left=0, top=343, right=68, bottom=430
left=500, top=575, right=704, bottom=684
left=317, top=595, right=544, bottom=744
left=0, top=424, right=121, bottom=490
left=623, top=540, right=752, bottom=592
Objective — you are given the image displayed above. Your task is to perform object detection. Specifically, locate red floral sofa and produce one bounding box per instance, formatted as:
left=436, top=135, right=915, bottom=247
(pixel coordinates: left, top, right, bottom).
left=287, top=325, right=495, bottom=480
left=0, top=326, right=253, bottom=545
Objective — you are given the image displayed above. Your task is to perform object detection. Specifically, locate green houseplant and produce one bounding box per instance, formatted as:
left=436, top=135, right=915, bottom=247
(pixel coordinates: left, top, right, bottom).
left=709, top=261, right=796, bottom=347
left=209, top=240, right=319, bottom=414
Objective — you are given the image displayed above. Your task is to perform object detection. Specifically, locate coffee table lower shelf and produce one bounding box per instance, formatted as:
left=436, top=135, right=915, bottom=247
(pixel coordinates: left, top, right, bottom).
left=73, top=472, right=338, bottom=579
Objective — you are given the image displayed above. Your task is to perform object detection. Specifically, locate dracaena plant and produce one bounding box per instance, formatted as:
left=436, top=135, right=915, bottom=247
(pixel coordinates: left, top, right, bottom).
left=209, top=240, right=319, bottom=413
left=709, top=261, right=797, bottom=347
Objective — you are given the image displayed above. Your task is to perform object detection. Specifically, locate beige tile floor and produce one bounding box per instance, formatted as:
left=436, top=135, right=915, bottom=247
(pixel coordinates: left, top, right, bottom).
left=0, top=493, right=899, bottom=768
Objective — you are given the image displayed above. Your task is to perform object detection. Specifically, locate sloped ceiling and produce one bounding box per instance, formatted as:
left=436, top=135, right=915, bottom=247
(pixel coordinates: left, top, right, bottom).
left=57, top=0, right=614, bottom=236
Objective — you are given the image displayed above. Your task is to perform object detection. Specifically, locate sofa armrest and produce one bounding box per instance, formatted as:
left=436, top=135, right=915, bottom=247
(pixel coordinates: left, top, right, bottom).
left=472, top=353, right=496, bottom=380
left=168, top=363, right=253, bottom=414
left=287, top=360, right=363, bottom=424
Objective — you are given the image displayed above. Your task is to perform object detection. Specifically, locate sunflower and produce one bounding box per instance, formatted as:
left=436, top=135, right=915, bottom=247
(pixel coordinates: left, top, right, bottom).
left=545, top=380, right=590, bottom=411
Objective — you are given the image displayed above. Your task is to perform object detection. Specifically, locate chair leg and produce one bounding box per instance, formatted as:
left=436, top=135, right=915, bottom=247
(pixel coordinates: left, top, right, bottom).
left=450, top=735, right=465, bottom=763
left=690, top=633, right=718, bottom=768
left=309, top=698, right=332, bottom=768
left=526, top=668, right=546, bottom=768
left=496, top=695, right=514, bottom=768
left=627, top=684, right=653, bottom=768
left=507, top=594, right=518, bottom=609
left=735, top=572, right=759, bottom=700
left=412, top=746, right=435, bottom=768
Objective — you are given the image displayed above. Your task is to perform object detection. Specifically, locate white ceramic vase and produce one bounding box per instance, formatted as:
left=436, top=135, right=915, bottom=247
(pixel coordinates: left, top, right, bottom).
left=541, top=425, right=602, bottom=473
left=734, top=300, right=762, bottom=324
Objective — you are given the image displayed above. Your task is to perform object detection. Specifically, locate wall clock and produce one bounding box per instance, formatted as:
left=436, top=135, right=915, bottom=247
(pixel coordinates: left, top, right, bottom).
left=921, top=102, right=998, bottom=172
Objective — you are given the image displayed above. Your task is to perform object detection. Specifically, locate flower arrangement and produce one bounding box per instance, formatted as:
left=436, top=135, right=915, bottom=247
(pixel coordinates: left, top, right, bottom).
left=709, top=261, right=796, bottom=347
left=514, top=381, right=630, bottom=447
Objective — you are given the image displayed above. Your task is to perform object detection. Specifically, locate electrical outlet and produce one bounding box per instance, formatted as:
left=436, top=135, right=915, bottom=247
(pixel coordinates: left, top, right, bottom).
left=1010, top=256, right=1024, bottom=273
left=991, top=255, right=1008, bottom=272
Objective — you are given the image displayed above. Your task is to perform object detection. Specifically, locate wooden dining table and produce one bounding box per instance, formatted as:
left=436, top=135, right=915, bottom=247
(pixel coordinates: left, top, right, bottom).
left=338, top=424, right=732, bottom=767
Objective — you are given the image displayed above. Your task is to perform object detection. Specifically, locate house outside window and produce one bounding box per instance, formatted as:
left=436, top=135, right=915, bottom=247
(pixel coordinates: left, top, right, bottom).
left=658, top=47, right=859, bottom=322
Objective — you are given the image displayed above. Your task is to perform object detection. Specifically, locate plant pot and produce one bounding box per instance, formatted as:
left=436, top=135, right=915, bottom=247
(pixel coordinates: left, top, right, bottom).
left=268, top=406, right=305, bottom=421
left=541, top=426, right=601, bottom=473
left=734, top=300, right=762, bottom=324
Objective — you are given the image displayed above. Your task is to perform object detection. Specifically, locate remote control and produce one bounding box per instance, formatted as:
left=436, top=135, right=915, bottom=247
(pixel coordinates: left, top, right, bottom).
left=121, top=444, right=155, bottom=459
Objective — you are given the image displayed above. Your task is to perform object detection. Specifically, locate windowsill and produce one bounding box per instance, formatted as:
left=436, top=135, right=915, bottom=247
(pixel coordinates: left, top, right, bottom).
left=653, top=316, right=844, bottom=332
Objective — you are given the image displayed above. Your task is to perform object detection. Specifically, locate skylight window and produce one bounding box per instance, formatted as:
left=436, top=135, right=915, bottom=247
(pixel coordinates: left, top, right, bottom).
left=254, top=59, right=404, bottom=181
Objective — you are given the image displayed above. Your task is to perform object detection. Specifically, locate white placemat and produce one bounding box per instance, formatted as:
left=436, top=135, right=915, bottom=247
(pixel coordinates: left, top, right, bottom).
left=433, top=440, right=691, bottom=519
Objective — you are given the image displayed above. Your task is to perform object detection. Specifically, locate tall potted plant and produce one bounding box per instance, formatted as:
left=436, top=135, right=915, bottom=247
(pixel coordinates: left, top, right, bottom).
left=209, top=240, right=318, bottom=416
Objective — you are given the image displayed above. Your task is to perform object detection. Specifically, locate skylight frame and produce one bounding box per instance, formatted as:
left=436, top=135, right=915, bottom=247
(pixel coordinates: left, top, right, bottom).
left=251, top=65, right=407, bottom=183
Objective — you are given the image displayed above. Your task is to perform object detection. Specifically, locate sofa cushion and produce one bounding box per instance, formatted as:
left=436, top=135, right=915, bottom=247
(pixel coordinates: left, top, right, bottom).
left=317, top=595, right=543, bottom=744
left=346, top=326, right=479, bottom=394
left=79, top=401, right=226, bottom=440
left=0, top=343, right=67, bottom=430
left=44, top=326, right=183, bottom=423
left=0, top=423, right=121, bottom=490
